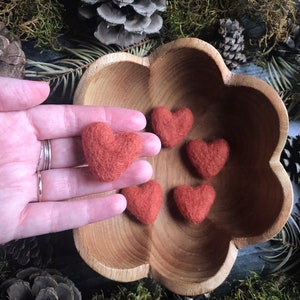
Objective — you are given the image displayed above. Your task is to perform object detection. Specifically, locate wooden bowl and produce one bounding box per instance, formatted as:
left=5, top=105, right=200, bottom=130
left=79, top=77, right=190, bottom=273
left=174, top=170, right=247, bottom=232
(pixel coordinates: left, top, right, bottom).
left=73, top=38, right=293, bottom=296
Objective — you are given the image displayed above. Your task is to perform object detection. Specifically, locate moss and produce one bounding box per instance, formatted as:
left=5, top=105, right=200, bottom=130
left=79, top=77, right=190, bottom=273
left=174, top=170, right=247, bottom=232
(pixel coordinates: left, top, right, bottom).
left=162, top=0, right=296, bottom=53
left=89, top=272, right=300, bottom=299
left=91, top=280, right=163, bottom=300
left=213, top=272, right=300, bottom=300
left=245, top=0, right=296, bottom=52
left=0, top=0, right=65, bottom=49
left=161, top=0, right=246, bottom=42
left=161, top=0, right=220, bottom=41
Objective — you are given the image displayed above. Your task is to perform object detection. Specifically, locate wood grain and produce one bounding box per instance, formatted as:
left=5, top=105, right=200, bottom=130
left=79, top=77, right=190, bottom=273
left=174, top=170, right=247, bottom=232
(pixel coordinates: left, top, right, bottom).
left=73, top=38, right=293, bottom=295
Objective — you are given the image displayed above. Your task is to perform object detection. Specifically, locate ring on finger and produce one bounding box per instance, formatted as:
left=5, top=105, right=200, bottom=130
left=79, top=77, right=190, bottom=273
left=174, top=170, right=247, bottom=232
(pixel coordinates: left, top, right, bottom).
left=36, top=140, right=52, bottom=171
left=37, top=171, right=43, bottom=202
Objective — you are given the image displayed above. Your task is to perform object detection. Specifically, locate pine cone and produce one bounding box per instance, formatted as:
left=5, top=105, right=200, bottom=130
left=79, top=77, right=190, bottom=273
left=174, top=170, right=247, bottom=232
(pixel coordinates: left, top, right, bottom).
left=0, top=22, right=26, bottom=78
left=216, top=19, right=247, bottom=70
left=281, top=135, right=300, bottom=185
left=0, top=267, right=81, bottom=300
left=79, top=0, right=166, bottom=46
left=1, top=235, right=53, bottom=269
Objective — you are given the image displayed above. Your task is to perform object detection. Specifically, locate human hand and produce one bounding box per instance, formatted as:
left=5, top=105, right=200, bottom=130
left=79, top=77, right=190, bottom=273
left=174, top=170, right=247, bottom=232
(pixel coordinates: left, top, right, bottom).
left=0, top=77, right=161, bottom=244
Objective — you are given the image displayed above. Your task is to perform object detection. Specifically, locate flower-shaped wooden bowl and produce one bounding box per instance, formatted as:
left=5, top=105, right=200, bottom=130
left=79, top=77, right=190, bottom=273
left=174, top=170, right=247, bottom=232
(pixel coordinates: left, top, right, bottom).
left=73, top=38, right=293, bottom=296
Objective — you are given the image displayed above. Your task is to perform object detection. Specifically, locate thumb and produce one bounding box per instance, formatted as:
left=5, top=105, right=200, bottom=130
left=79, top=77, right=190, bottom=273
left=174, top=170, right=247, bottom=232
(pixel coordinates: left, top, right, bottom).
left=0, top=77, right=50, bottom=111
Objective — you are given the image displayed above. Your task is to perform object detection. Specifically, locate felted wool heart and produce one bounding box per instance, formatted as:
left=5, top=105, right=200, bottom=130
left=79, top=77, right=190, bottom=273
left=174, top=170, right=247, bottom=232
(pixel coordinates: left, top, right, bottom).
left=173, top=183, right=216, bottom=224
left=121, top=180, right=163, bottom=225
left=82, top=122, right=142, bottom=182
left=186, top=139, right=229, bottom=179
left=150, top=106, right=194, bottom=148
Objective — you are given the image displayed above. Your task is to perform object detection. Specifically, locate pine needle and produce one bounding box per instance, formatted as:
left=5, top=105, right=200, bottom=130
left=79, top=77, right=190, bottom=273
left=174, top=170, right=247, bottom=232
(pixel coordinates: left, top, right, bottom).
left=260, top=212, right=300, bottom=273
left=280, top=91, right=300, bottom=121
left=265, top=55, right=297, bottom=92
left=262, top=54, right=300, bottom=120
left=24, top=39, right=158, bottom=101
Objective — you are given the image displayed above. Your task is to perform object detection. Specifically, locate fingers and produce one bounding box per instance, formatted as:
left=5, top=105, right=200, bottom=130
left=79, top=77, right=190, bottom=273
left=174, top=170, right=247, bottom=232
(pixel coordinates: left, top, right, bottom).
left=37, top=160, right=153, bottom=202
left=50, top=132, right=161, bottom=169
left=50, top=137, right=85, bottom=168
left=18, top=193, right=127, bottom=239
left=140, top=132, right=161, bottom=158
left=28, top=105, right=147, bottom=140
left=0, top=77, right=50, bottom=111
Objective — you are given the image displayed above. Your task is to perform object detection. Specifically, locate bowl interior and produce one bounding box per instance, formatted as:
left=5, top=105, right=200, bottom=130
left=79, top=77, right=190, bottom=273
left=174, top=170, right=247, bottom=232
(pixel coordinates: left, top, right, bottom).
left=73, top=43, right=290, bottom=295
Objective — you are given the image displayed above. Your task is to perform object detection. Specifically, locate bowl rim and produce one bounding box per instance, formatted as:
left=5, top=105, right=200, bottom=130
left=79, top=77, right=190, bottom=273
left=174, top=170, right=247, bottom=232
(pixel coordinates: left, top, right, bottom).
left=73, top=37, right=293, bottom=295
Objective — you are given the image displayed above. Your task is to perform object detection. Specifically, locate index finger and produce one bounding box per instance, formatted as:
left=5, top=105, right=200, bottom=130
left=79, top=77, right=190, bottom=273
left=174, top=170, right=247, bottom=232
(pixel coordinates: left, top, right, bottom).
left=28, top=105, right=147, bottom=139
left=0, top=77, right=50, bottom=111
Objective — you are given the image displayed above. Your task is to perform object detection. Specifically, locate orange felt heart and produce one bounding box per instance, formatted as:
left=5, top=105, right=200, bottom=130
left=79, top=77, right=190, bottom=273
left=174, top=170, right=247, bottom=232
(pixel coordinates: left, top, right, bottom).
left=121, top=180, right=163, bottom=225
left=186, top=139, right=229, bottom=179
left=150, top=106, right=194, bottom=148
left=173, top=183, right=216, bottom=224
left=82, top=122, right=142, bottom=182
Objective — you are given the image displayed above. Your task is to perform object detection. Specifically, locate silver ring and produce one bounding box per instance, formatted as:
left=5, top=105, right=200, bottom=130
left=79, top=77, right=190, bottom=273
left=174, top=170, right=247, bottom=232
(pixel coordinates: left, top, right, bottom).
left=37, top=171, right=43, bottom=202
left=36, top=140, right=52, bottom=171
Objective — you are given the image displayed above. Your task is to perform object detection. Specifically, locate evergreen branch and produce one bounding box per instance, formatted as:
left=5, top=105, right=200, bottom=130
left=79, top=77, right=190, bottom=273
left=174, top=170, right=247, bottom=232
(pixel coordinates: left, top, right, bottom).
left=24, top=39, right=158, bottom=101
left=280, top=91, right=300, bottom=121
left=260, top=212, right=300, bottom=273
left=123, top=39, right=158, bottom=56
left=265, top=55, right=297, bottom=92
left=263, top=54, right=300, bottom=120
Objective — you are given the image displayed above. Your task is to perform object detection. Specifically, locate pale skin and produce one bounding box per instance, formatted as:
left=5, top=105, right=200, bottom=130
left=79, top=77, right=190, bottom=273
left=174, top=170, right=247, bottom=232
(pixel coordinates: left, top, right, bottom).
left=0, top=77, right=161, bottom=244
